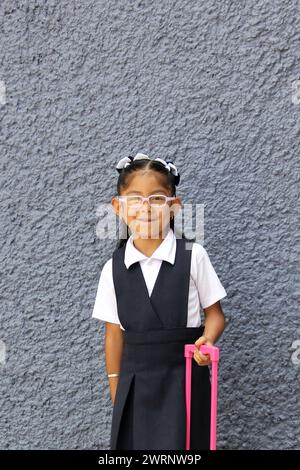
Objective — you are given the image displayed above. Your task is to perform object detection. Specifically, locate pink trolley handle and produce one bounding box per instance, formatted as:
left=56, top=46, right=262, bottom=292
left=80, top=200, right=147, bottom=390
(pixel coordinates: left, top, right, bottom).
left=184, top=344, right=220, bottom=451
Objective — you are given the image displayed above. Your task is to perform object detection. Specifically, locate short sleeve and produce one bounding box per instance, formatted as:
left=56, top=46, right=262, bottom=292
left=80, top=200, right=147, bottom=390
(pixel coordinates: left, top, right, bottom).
left=91, top=258, right=121, bottom=325
left=192, top=243, right=227, bottom=309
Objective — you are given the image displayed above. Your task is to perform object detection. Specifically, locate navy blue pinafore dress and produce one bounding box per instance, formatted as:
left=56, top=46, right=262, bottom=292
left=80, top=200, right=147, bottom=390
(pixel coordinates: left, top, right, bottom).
left=110, top=237, right=211, bottom=450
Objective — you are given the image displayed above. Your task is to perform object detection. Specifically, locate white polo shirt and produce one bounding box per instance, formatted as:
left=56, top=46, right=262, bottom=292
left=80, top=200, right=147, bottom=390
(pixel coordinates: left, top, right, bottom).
left=92, top=228, right=227, bottom=330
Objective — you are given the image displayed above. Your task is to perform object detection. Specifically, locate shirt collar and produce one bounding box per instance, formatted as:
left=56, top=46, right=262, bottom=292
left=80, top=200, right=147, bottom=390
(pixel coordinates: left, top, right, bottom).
left=124, top=227, right=176, bottom=269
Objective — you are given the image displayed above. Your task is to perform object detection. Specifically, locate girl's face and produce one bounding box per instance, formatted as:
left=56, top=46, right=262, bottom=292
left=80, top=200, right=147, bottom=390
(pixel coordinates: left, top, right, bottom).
left=112, top=170, right=182, bottom=239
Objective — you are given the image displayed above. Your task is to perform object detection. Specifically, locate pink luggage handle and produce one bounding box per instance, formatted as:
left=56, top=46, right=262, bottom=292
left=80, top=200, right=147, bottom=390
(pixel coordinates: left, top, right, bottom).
left=184, top=344, right=219, bottom=451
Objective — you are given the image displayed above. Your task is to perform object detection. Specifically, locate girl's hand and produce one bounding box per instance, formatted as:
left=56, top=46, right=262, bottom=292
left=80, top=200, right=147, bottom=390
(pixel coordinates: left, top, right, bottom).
left=193, top=335, right=214, bottom=366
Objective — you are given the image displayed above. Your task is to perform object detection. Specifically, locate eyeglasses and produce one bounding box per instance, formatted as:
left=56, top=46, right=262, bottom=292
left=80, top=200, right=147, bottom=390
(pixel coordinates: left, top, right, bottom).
left=117, top=194, right=177, bottom=208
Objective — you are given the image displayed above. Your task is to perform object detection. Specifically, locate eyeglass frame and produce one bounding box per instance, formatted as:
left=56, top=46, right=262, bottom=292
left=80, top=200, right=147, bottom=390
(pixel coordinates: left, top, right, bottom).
left=116, top=194, right=177, bottom=208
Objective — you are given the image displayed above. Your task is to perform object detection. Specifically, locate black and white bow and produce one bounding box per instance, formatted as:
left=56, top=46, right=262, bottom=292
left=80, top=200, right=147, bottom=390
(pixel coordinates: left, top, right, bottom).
left=116, top=153, right=180, bottom=185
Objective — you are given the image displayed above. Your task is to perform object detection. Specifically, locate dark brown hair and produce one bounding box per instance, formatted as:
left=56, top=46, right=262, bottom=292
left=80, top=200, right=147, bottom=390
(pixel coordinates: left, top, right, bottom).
left=115, top=158, right=195, bottom=249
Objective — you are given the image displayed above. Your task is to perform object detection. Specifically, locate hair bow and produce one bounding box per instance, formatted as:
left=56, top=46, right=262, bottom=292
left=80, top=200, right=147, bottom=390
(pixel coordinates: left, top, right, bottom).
left=116, top=152, right=180, bottom=185
left=154, top=157, right=179, bottom=177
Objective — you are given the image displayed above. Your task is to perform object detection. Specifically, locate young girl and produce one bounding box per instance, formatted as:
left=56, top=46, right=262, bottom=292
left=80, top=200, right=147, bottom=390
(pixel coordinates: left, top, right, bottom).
left=92, top=152, right=227, bottom=450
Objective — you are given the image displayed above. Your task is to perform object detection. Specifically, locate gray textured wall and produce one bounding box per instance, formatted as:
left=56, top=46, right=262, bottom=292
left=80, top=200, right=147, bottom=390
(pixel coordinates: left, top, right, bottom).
left=0, top=0, right=299, bottom=450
